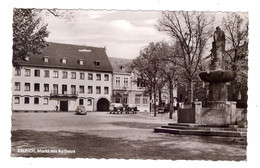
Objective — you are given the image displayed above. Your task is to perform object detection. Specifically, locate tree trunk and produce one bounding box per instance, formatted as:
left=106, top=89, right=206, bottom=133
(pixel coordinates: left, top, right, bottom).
left=158, top=89, right=162, bottom=107
left=153, top=83, right=157, bottom=117
left=149, top=91, right=152, bottom=112
left=169, top=80, right=174, bottom=119
left=188, top=79, right=194, bottom=103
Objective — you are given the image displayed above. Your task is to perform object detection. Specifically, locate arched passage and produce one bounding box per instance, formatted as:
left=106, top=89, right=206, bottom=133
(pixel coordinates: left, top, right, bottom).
left=97, top=98, right=110, bottom=111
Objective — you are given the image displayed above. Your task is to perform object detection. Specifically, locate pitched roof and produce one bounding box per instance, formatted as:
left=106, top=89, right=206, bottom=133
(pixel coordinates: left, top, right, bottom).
left=20, top=42, right=113, bottom=72
left=108, top=57, right=133, bottom=73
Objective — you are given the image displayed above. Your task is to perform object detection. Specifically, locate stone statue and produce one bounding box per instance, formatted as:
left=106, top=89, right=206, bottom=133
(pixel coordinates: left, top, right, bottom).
left=210, top=27, right=226, bottom=70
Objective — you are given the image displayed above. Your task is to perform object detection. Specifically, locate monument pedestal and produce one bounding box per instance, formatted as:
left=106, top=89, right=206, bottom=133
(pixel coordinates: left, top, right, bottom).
left=194, top=101, right=237, bottom=126
left=208, top=83, right=227, bottom=101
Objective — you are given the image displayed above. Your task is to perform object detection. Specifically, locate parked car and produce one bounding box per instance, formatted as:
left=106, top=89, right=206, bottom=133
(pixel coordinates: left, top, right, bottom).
left=75, top=105, right=87, bottom=115
left=125, top=104, right=138, bottom=114
left=109, top=103, right=124, bottom=114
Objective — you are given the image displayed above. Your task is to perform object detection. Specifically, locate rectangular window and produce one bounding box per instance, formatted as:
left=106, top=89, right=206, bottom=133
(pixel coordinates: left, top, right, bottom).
left=62, top=71, right=68, bottom=79
left=34, top=83, right=40, bottom=92
left=143, top=98, right=148, bottom=105
left=14, top=82, right=20, bottom=91
left=87, top=99, right=92, bottom=106
left=34, top=97, right=39, bottom=104
left=116, top=77, right=120, bottom=86
left=135, top=95, right=141, bottom=105
left=80, top=73, right=85, bottom=80
left=43, top=98, right=48, bottom=105
left=44, top=56, right=48, bottom=62
left=24, top=97, right=30, bottom=104
left=79, top=60, right=84, bottom=65
left=25, top=83, right=30, bottom=91
left=124, top=77, right=128, bottom=87
left=123, top=98, right=128, bottom=104
left=62, top=85, right=67, bottom=94
left=79, top=85, right=84, bottom=93
left=71, top=85, right=76, bottom=95
left=71, top=72, right=76, bottom=79
left=88, top=86, right=93, bottom=94
left=104, top=87, right=109, bottom=94
left=88, top=73, right=93, bottom=80
left=104, top=74, right=109, bottom=81
left=25, top=69, right=31, bottom=76
left=44, top=70, right=49, bottom=78
left=34, top=69, right=40, bottom=77
left=62, top=58, right=67, bottom=64
left=44, top=84, right=49, bottom=92
left=53, top=84, right=58, bottom=94
left=53, top=71, right=59, bottom=78
left=79, top=99, right=84, bottom=105
left=14, top=97, right=20, bottom=104
left=15, top=68, right=21, bottom=76
left=96, top=86, right=101, bottom=94
left=96, top=74, right=101, bottom=81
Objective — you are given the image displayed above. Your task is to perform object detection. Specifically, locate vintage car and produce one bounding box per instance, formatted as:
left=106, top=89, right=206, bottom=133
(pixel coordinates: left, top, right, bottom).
left=75, top=105, right=87, bottom=115
left=125, top=104, right=138, bottom=114
left=109, top=103, right=124, bottom=114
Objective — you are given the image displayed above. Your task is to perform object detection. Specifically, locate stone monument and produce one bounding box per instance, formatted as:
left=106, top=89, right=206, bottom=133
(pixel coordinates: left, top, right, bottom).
left=198, top=27, right=237, bottom=126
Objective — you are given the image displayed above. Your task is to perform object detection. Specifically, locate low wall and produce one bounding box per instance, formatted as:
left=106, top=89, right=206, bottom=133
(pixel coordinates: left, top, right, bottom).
left=177, top=101, right=247, bottom=127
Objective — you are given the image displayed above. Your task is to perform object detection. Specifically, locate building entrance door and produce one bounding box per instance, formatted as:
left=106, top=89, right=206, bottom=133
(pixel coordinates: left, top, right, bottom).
left=60, top=101, right=68, bottom=111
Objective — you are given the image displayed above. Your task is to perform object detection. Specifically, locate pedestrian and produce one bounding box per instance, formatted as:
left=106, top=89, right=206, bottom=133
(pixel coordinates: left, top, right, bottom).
left=173, top=98, right=178, bottom=113
left=55, top=105, right=59, bottom=111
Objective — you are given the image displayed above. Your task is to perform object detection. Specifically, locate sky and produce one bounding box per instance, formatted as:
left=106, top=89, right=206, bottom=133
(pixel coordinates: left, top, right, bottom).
left=44, top=10, right=172, bottom=59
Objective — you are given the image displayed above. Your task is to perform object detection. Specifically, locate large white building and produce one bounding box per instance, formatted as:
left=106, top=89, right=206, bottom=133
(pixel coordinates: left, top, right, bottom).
left=12, top=42, right=113, bottom=112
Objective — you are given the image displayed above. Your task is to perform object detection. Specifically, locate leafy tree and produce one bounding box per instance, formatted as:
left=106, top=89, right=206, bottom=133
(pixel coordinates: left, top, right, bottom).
left=156, top=11, right=214, bottom=103
left=13, top=9, right=73, bottom=67
left=131, top=42, right=166, bottom=116
left=13, top=9, right=49, bottom=67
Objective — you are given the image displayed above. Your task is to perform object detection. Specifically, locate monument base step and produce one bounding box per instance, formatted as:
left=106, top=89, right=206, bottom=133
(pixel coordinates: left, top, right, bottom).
left=154, top=123, right=247, bottom=137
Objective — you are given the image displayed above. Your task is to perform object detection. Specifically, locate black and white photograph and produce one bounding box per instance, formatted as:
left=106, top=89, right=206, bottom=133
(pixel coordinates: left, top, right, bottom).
left=1, top=0, right=260, bottom=168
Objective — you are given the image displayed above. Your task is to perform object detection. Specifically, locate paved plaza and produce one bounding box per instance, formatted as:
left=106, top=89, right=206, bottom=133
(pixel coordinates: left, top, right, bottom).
left=11, top=112, right=246, bottom=160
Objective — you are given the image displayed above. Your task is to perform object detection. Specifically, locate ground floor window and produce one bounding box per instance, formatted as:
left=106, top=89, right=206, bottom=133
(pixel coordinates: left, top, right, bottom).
left=135, top=94, right=141, bottom=105
left=115, top=98, right=120, bottom=103
left=79, top=99, right=84, bottom=105
left=14, top=97, right=20, bottom=104
left=123, top=98, right=128, bottom=104
left=24, top=97, right=30, bottom=104
left=87, top=99, right=92, bottom=106
left=143, top=97, right=148, bottom=105
left=34, top=97, right=39, bottom=104
left=43, top=98, right=48, bottom=105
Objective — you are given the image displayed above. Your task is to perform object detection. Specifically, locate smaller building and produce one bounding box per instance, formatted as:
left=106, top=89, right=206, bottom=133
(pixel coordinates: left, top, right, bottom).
left=109, top=57, right=150, bottom=112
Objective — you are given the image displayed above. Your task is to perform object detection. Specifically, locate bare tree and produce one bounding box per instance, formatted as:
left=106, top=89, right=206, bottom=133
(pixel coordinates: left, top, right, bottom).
left=222, top=13, right=248, bottom=103
left=156, top=11, right=214, bottom=103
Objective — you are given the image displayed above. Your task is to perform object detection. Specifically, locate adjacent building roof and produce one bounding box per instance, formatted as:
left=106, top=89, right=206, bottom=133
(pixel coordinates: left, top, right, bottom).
left=108, top=57, right=133, bottom=74
left=20, top=42, right=113, bottom=72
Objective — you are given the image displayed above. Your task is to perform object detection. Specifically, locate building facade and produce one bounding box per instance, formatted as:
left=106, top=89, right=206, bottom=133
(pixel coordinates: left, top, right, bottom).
left=12, top=42, right=113, bottom=112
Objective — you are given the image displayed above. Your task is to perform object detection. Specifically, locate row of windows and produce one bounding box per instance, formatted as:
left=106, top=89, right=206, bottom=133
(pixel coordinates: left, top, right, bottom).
left=15, top=68, right=110, bottom=81
left=115, top=77, right=129, bottom=87
left=14, top=97, right=93, bottom=106
left=14, top=97, right=48, bottom=105
left=14, top=82, right=109, bottom=94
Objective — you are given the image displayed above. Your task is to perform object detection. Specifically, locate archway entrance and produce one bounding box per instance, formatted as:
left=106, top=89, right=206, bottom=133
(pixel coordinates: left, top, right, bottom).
left=97, top=98, right=109, bottom=111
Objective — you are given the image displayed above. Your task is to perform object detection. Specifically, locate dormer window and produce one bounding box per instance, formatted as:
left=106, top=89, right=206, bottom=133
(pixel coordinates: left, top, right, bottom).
left=94, top=60, right=100, bottom=66
left=61, top=58, right=67, bottom=64
left=25, top=56, right=29, bottom=61
left=79, top=59, right=84, bottom=65
left=43, top=56, right=49, bottom=63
